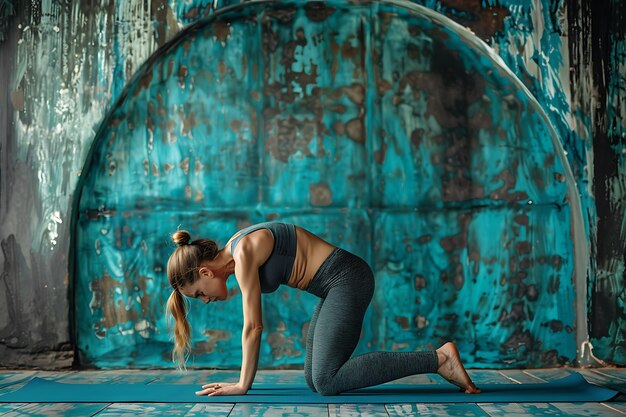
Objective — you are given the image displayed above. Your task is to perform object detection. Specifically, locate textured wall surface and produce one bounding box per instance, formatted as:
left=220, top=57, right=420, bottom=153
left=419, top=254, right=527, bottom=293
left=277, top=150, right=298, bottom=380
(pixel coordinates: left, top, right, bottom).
left=567, top=0, right=626, bottom=364
left=0, top=0, right=624, bottom=370
left=73, top=0, right=576, bottom=369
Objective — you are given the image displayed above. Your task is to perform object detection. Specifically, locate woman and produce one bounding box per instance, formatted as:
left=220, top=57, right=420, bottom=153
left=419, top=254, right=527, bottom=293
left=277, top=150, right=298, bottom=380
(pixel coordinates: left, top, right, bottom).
left=166, top=221, right=481, bottom=397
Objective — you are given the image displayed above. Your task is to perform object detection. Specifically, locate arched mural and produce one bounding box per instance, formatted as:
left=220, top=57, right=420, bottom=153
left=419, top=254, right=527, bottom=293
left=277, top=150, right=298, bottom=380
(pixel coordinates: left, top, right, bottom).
left=70, top=0, right=586, bottom=369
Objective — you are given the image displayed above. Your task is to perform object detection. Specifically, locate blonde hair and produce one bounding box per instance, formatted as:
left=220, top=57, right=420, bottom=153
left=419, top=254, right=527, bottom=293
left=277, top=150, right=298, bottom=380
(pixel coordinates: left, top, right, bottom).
left=166, top=229, right=219, bottom=371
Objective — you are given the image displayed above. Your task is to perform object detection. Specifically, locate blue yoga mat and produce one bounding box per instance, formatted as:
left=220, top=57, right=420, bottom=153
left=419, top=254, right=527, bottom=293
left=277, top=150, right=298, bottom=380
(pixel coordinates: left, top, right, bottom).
left=0, top=372, right=618, bottom=403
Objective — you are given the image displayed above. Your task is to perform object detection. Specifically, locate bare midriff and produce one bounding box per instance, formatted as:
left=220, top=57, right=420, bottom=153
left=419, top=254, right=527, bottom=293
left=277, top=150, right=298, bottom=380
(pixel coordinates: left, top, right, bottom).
left=287, top=226, right=336, bottom=290
left=226, top=225, right=336, bottom=291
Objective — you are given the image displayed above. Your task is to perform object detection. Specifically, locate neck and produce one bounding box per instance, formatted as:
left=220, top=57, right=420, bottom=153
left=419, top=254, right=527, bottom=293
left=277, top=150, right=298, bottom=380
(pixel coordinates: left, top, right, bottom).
left=211, top=249, right=236, bottom=277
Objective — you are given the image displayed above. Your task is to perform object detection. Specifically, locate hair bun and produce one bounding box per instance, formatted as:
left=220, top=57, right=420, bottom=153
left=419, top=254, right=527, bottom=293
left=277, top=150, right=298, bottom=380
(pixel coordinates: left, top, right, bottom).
left=171, top=229, right=192, bottom=247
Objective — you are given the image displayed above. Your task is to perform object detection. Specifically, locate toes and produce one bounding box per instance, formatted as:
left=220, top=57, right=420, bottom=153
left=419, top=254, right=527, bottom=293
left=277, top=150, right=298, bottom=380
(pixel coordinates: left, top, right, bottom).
left=466, top=386, right=481, bottom=394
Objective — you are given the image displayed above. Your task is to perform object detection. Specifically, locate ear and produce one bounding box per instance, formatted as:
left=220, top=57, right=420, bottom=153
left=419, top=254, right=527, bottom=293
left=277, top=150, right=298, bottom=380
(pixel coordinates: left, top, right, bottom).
left=199, top=266, right=214, bottom=279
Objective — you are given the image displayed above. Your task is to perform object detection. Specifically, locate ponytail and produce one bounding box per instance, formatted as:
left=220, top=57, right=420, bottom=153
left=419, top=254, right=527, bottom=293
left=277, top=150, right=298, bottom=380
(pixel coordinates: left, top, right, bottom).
left=166, top=227, right=219, bottom=371
left=165, top=290, right=191, bottom=372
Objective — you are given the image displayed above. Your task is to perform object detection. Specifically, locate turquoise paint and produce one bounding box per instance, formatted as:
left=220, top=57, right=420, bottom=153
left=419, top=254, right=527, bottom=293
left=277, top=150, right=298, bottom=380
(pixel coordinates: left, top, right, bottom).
left=6, top=0, right=620, bottom=374
left=72, top=0, right=581, bottom=369
left=372, top=205, right=574, bottom=367
left=413, top=0, right=595, bottom=365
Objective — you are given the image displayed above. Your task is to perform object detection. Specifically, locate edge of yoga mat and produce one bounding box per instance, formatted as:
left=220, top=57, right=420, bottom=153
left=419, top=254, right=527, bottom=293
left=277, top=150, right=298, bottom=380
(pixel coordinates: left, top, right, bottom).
left=0, top=372, right=620, bottom=403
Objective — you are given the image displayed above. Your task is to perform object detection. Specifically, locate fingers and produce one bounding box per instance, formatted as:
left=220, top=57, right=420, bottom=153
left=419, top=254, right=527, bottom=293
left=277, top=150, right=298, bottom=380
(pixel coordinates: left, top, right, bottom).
left=207, top=385, right=226, bottom=397
left=195, top=388, right=211, bottom=396
left=195, top=384, right=222, bottom=396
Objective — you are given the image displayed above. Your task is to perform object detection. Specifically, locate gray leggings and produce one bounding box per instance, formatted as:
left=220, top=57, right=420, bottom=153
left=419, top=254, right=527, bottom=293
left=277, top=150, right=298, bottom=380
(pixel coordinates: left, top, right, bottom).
left=304, top=248, right=439, bottom=396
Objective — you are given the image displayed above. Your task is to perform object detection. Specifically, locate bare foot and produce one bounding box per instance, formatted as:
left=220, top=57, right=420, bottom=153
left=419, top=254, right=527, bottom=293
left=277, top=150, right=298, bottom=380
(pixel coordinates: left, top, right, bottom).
left=436, top=342, right=481, bottom=394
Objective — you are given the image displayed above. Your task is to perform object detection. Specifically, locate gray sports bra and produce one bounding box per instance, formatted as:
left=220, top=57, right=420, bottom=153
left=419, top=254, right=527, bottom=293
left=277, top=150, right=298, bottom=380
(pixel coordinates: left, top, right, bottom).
left=230, top=222, right=297, bottom=293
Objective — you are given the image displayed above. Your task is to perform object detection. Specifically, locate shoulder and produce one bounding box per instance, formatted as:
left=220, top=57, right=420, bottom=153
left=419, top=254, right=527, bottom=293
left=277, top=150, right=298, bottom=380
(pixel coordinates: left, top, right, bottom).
left=233, top=229, right=274, bottom=267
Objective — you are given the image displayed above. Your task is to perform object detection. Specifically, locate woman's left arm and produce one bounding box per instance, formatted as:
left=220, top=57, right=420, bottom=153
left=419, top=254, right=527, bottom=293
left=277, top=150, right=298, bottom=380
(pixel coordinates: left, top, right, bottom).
left=225, top=239, right=266, bottom=393
left=197, top=233, right=270, bottom=397
left=237, top=259, right=263, bottom=391
left=197, top=259, right=263, bottom=397
left=197, top=290, right=261, bottom=396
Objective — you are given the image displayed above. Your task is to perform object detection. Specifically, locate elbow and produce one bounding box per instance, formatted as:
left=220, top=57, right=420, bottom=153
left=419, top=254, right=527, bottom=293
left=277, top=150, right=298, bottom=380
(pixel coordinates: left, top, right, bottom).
left=244, top=324, right=263, bottom=334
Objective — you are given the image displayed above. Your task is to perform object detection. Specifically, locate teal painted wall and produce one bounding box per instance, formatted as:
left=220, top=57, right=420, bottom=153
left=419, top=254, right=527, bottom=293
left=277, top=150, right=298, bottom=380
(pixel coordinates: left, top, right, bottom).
left=73, top=0, right=576, bottom=369
left=1, top=0, right=624, bottom=369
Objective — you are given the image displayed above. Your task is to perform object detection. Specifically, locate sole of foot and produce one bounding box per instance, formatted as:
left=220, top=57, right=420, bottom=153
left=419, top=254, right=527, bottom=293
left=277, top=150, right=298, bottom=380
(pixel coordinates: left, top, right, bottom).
left=436, top=342, right=481, bottom=394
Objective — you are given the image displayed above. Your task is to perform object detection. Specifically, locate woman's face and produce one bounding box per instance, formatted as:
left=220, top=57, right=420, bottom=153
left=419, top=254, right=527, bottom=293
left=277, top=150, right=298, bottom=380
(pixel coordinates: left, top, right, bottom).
left=180, top=268, right=228, bottom=304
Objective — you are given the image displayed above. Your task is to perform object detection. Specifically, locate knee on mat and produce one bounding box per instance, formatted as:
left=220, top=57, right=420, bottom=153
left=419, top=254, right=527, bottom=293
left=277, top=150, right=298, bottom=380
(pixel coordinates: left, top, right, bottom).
left=312, top=373, right=340, bottom=396
left=305, top=375, right=317, bottom=393
left=314, top=383, right=339, bottom=396
left=317, top=386, right=340, bottom=396
left=304, top=367, right=317, bottom=392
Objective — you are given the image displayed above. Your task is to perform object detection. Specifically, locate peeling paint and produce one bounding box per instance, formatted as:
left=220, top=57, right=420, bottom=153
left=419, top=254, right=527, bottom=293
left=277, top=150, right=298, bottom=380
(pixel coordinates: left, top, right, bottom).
left=71, top=0, right=580, bottom=369
left=2, top=0, right=624, bottom=370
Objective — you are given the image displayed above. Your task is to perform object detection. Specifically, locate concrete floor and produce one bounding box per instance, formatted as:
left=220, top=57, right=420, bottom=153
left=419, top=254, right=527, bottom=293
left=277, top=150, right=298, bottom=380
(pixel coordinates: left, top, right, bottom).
left=0, top=368, right=625, bottom=416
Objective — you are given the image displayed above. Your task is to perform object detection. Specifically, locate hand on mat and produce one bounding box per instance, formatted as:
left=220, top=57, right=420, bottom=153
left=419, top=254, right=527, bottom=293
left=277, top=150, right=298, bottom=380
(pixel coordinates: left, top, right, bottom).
left=195, top=382, right=247, bottom=396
